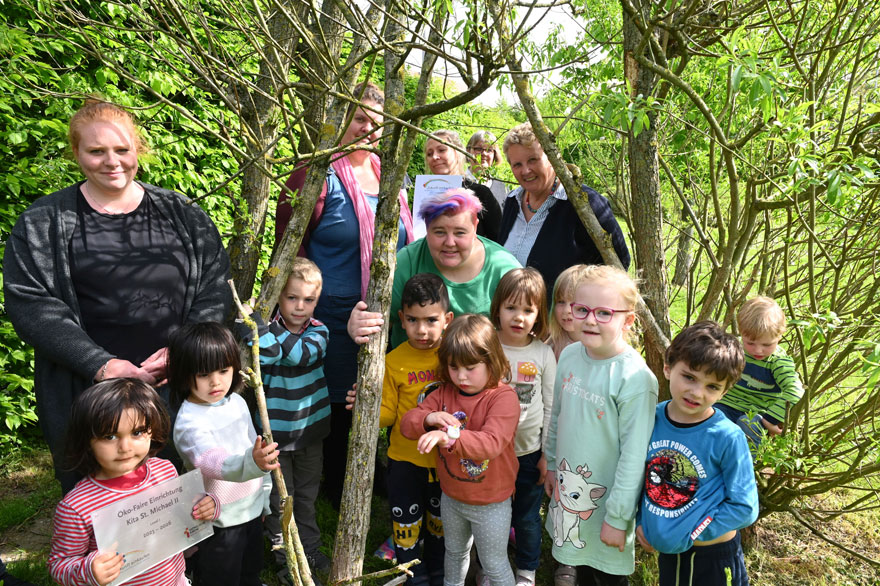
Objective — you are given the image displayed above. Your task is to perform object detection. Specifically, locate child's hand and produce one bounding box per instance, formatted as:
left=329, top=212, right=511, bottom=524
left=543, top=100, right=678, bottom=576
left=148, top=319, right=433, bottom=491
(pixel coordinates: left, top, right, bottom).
left=761, top=418, right=783, bottom=435
left=417, top=430, right=451, bottom=453
left=544, top=470, right=555, bottom=498
left=241, top=297, right=256, bottom=316
left=192, top=495, right=216, bottom=520
left=536, top=453, right=548, bottom=485
left=424, top=411, right=460, bottom=430
left=92, top=544, right=123, bottom=586
left=345, top=384, right=357, bottom=411
left=600, top=521, right=626, bottom=552
left=635, top=525, right=654, bottom=552
left=253, top=437, right=280, bottom=471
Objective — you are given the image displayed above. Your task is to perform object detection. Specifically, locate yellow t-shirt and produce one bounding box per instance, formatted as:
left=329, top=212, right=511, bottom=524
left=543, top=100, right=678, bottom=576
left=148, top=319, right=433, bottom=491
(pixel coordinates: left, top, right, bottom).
left=381, top=341, right=442, bottom=468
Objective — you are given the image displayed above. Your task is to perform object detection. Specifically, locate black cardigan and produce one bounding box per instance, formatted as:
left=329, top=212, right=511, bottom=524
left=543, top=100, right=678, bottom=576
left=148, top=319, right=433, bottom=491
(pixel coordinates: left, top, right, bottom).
left=498, top=184, right=630, bottom=293
left=464, top=178, right=503, bottom=243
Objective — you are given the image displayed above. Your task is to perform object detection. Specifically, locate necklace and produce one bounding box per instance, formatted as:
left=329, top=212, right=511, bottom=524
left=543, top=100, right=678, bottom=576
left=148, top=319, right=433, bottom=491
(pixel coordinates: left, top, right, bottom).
left=524, top=193, right=540, bottom=214
left=524, top=178, right=559, bottom=214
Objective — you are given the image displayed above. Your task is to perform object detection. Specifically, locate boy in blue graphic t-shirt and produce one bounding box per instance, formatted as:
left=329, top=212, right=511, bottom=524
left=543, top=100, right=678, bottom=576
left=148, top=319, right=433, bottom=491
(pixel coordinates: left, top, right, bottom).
left=637, top=321, right=759, bottom=586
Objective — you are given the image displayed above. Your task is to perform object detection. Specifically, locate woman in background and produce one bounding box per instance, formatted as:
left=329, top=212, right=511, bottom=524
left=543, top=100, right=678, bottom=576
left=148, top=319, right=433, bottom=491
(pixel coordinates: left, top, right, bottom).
left=275, top=81, right=414, bottom=510
left=424, top=129, right=502, bottom=242
left=466, top=130, right=508, bottom=208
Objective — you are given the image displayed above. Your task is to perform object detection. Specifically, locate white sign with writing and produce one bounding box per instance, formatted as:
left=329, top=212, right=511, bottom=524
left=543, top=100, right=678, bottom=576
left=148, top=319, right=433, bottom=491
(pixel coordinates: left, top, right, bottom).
left=92, top=469, right=214, bottom=586
left=413, top=174, right=464, bottom=239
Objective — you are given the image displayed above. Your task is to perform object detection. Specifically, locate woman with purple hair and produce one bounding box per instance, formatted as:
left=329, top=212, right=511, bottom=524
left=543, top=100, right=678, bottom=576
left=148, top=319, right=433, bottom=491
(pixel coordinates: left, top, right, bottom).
left=350, top=188, right=520, bottom=349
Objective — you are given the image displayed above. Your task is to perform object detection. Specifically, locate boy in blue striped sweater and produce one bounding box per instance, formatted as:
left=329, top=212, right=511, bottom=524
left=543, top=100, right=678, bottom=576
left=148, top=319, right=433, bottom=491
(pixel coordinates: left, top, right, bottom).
left=237, top=257, right=331, bottom=582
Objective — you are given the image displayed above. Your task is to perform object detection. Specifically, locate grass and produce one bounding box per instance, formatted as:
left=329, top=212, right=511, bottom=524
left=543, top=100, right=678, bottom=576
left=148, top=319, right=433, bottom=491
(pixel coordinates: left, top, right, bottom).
left=3, top=443, right=880, bottom=585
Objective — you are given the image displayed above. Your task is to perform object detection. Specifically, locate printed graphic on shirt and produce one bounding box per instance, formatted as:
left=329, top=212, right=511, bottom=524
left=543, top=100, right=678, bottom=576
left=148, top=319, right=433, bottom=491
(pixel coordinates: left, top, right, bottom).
left=547, top=458, right=607, bottom=549
left=510, top=361, right=539, bottom=420
left=740, top=371, right=773, bottom=392
left=416, top=380, right=441, bottom=405
left=644, top=446, right=702, bottom=514
left=560, top=371, right=606, bottom=411
left=437, top=409, right=490, bottom=482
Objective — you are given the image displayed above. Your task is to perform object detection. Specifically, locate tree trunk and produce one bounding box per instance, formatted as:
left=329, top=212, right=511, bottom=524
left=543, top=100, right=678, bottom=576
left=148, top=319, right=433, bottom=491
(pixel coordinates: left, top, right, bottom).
left=225, top=3, right=299, bottom=301
left=622, top=4, right=671, bottom=394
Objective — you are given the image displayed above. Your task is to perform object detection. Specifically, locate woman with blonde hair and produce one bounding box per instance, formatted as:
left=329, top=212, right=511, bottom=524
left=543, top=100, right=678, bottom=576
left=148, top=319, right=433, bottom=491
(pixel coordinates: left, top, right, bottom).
left=424, top=129, right=502, bottom=242
left=499, top=122, right=630, bottom=298
left=276, top=81, right=415, bottom=511
left=4, top=98, right=231, bottom=494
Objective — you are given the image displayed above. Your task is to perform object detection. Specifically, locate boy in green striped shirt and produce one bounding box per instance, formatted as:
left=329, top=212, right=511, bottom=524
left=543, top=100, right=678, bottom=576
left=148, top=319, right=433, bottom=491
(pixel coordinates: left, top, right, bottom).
left=716, top=296, right=804, bottom=451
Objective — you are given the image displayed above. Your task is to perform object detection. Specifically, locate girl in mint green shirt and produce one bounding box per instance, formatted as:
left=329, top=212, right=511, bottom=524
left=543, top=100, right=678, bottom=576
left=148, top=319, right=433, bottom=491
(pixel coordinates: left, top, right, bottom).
left=544, top=265, right=658, bottom=583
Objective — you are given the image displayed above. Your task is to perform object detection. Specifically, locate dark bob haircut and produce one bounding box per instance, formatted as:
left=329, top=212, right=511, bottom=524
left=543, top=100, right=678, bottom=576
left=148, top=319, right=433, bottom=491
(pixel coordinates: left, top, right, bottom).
left=66, top=378, right=169, bottom=477
left=167, top=321, right=243, bottom=407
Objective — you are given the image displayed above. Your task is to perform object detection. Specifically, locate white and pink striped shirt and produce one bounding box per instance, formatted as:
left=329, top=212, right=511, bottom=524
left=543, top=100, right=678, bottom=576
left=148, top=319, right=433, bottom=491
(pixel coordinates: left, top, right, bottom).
left=49, top=458, right=187, bottom=586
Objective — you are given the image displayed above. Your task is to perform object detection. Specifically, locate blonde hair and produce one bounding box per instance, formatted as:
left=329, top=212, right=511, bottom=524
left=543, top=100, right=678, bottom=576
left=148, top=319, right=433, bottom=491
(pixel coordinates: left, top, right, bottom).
left=69, top=98, right=147, bottom=155
left=438, top=314, right=510, bottom=389
left=547, top=264, right=592, bottom=352
left=425, top=129, right=466, bottom=176
left=573, top=264, right=640, bottom=342
left=502, top=122, right=539, bottom=158
left=284, top=257, right=323, bottom=297
left=737, top=296, right=786, bottom=339
left=490, top=268, right=549, bottom=340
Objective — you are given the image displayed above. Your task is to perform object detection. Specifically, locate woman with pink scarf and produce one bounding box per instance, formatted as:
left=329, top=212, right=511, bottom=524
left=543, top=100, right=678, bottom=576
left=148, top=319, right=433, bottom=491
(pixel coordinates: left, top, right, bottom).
left=275, top=81, right=414, bottom=510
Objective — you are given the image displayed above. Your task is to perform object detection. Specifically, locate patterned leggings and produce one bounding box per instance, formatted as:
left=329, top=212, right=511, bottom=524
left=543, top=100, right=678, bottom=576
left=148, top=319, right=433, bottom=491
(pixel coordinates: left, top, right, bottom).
left=440, top=494, right=513, bottom=586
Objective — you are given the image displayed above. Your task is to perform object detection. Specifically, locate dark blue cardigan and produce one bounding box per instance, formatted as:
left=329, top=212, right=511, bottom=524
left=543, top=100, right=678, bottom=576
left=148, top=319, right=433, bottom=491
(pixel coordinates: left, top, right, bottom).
left=498, top=185, right=630, bottom=293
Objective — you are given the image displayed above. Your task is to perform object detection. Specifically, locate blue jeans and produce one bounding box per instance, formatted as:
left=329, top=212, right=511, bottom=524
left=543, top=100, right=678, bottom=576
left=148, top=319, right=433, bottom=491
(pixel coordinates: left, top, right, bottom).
left=512, top=450, right=545, bottom=571
left=714, top=404, right=765, bottom=451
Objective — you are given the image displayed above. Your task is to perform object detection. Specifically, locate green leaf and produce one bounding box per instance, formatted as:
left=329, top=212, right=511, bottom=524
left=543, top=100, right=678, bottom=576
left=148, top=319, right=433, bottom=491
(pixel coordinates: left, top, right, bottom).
left=732, top=64, right=743, bottom=92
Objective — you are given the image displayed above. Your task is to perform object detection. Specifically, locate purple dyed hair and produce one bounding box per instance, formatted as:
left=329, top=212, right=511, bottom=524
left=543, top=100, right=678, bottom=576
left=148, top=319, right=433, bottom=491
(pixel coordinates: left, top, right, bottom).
left=419, top=188, right=483, bottom=226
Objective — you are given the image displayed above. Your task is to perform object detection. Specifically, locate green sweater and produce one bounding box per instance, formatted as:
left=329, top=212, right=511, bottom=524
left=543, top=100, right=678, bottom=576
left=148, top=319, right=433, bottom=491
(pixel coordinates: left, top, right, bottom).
left=719, top=347, right=804, bottom=425
left=545, top=343, right=658, bottom=575
left=389, top=236, right=520, bottom=347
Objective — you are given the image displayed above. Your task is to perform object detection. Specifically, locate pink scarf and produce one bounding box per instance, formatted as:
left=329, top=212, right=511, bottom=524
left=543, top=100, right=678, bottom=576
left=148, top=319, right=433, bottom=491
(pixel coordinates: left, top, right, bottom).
left=330, top=153, right=414, bottom=299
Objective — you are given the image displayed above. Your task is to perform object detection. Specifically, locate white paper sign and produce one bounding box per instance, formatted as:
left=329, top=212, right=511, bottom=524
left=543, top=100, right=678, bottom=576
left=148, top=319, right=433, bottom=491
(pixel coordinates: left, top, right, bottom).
left=413, top=174, right=463, bottom=239
left=92, top=469, right=214, bottom=586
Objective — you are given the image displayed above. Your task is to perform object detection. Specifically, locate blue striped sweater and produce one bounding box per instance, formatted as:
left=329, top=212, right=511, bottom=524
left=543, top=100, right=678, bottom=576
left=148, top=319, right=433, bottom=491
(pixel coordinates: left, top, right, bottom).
left=237, top=314, right=331, bottom=450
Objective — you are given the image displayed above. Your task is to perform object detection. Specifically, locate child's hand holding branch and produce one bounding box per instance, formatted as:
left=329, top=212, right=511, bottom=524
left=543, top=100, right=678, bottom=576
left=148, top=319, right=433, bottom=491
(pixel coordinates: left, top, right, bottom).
left=253, top=437, right=280, bottom=471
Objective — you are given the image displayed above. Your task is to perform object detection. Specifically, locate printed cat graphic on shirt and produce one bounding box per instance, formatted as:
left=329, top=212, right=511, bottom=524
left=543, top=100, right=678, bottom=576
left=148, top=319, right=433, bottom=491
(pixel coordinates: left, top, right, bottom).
left=548, top=458, right=607, bottom=548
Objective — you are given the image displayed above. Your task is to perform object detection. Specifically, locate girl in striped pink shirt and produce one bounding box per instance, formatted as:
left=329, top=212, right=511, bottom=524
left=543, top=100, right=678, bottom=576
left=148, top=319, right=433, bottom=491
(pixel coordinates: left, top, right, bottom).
left=48, top=379, right=217, bottom=586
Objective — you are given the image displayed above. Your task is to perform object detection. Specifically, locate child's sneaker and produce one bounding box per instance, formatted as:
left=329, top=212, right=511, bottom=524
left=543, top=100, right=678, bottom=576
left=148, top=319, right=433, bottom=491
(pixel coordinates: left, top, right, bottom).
left=554, top=564, right=577, bottom=586
left=306, top=549, right=331, bottom=573
left=515, top=569, right=536, bottom=586
left=372, top=536, right=397, bottom=562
